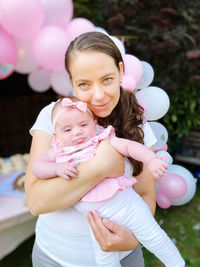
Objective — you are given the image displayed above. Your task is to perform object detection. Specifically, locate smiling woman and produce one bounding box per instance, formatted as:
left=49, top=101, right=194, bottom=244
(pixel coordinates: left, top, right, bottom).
left=25, top=32, right=170, bottom=267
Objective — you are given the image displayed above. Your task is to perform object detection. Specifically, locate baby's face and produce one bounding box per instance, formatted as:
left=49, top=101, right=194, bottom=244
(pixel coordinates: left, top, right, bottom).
left=54, top=108, right=97, bottom=147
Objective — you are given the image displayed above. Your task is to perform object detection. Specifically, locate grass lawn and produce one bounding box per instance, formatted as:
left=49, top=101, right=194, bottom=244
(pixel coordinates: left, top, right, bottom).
left=0, top=182, right=200, bottom=267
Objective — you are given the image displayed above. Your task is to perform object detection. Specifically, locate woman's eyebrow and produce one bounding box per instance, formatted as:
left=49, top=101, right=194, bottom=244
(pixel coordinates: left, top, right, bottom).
left=75, top=78, right=89, bottom=83
left=100, top=72, right=115, bottom=79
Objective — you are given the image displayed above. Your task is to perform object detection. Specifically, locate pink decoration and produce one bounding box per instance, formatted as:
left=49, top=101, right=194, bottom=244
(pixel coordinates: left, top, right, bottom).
left=155, top=144, right=168, bottom=153
left=32, top=26, right=70, bottom=71
left=156, top=173, right=187, bottom=209
left=0, top=27, right=17, bottom=79
left=65, top=18, right=96, bottom=42
left=41, top=0, right=73, bottom=27
left=15, top=37, right=38, bottom=74
left=28, top=68, right=51, bottom=92
left=0, top=0, right=44, bottom=38
left=156, top=192, right=172, bottom=209
left=50, top=70, right=73, bottom=96
left=123, top=54, right=143, bottom=84
left=120, top=74, right=136, bottom=92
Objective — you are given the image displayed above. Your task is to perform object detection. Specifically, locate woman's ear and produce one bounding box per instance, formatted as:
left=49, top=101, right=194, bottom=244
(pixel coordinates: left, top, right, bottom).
left=119, top=61, right=124, bottom=82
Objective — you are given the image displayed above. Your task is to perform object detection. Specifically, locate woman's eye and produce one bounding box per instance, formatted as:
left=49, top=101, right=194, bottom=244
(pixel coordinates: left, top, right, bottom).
left=104, top=77, right=113, bottom=84
left=79, top=83, right=88, bottom=90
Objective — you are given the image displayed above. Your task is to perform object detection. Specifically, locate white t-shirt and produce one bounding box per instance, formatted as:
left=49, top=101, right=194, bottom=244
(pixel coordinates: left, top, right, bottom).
left=30, top=101, right=157, bottom=267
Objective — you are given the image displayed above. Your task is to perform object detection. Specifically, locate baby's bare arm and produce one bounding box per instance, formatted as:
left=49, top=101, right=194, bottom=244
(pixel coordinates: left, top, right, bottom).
left=25, top=132, right=125, bottom=216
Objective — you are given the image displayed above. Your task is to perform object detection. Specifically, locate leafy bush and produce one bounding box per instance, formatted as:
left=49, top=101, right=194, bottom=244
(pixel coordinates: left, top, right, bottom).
left=162, top=82, right=200, bottom=153
left=77, top=0, right=200, bottom=92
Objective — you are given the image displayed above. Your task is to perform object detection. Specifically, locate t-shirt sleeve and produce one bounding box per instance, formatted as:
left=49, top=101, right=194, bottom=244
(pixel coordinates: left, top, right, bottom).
left=29, top=102, right=56, bottom=136
left=142, top=120, right=157, bottom=147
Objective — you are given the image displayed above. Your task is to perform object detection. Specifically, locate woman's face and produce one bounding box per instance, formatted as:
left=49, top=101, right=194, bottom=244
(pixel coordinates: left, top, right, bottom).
left=69, top=51, right=123, bottom=118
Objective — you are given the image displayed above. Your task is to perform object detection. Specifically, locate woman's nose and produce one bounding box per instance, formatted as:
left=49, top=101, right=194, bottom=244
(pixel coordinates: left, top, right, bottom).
left=92, top=85, right=105, bottom=101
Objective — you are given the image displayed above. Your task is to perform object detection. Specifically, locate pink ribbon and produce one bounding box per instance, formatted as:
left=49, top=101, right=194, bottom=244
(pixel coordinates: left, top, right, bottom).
left=61, top=98, right=87, bottom=112
left=52, top=98, right=88, bottom=128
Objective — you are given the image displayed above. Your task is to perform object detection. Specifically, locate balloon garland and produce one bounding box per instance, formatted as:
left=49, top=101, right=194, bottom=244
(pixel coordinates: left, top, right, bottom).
left=0, top=0, right=197, bottom=208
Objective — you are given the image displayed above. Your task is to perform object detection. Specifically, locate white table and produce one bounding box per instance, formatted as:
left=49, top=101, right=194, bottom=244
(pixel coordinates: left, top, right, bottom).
left=0, top=176, right=37, bottom=260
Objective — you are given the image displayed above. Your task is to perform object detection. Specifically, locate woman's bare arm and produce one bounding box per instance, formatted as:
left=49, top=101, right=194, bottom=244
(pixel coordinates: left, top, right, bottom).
left=25, top=130, right=125, bottom=216
left=133, top=146, right=156, bottom=216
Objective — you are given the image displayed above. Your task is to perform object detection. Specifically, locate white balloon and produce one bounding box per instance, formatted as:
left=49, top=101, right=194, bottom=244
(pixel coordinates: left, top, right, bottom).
left=167, top=164, right=197, bottom=206
left=41, top=0, right=73, bottom=27
left=136, top=86, right=170, bottom=121
left=95, top=27, right=109, bottom=36
left=136, top=61, right=154, bottom=89
left=149, top=121, right=168, bottom=150
left=109, top=36, right=125, bottom=56
left=50, top=70, right=73, bottom=96
left=156, top=151, right=173, bottom=166
left=28, top=68, right=51, bottom=92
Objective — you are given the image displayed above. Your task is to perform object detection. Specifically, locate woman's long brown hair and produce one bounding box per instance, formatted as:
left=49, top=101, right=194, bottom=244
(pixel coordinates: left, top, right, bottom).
left=65, top=32, right=144, bottom=176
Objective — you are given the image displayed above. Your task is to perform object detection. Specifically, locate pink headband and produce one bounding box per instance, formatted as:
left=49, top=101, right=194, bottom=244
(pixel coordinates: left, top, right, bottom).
left=52, top=98, right=87, bottom=128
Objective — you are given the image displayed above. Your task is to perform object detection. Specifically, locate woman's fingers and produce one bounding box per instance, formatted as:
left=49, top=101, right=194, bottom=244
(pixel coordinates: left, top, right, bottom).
left=86, top=210, right=139, bottom=252
left=86, top=210, right=110, bottom=251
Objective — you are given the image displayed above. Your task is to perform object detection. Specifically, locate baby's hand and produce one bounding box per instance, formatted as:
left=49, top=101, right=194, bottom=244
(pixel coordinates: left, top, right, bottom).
left=55, top=162, right=78, bottom=179
left=147, top=157, right=168, bottom=179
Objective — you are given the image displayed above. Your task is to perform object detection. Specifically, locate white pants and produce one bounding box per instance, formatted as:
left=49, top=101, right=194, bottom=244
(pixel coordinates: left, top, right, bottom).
left=75, top=187, right=185, bottom=267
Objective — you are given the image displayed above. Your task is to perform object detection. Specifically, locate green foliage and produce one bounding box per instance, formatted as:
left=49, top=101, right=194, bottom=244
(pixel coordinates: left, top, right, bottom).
left=73, top=0, right=102, bottom=23
left=162, top=82, right=200, bottom=153
left=92, top=0, right=200, bottom=92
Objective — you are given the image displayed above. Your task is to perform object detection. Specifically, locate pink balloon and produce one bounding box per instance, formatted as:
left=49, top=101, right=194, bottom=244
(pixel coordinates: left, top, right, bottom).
left=0, top=0, right=44, bottom=38
left=159, top=173, right=187, bottom=199
left=65, top=18, right=96, bottom=42
left=120, top=74, right=136, bottom=92
left=0, top=27, right=17, bottom=79
left=41, top=0, right=73, bottom=27
left=32, top=26, right=70, bottom=71
left=50, top=70, right=73, bottom=96
left=157, top=192, right=172, bottom=209
left=123, top=54, right=143, bottom=84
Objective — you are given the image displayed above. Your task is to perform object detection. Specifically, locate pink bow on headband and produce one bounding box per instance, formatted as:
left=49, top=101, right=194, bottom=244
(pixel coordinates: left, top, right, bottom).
left=52, top=98, right=88, bottom=128
left=61, top=98, right=87, bottom=112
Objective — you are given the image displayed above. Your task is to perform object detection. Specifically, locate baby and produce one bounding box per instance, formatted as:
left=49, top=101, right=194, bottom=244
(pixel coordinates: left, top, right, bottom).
left=32, top=97, right=185, bottom=267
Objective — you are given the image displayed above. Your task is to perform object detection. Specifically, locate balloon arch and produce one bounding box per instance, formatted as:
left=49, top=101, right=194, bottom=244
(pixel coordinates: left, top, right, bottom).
left=0, top=0, right=197, bottom=208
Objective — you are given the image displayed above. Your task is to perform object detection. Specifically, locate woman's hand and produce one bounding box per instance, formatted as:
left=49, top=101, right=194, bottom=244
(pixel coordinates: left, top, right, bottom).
left=86, top=210, right=139, bottom=251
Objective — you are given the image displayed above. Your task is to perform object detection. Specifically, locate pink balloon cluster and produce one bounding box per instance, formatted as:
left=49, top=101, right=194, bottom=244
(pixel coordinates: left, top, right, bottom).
left=156, top=173, right=187, bottom=209
left=0, top=0, right=97, bottom=95
left=0, top=0, right=158, bottom=101
left=0, top=27, right=17, bottom=79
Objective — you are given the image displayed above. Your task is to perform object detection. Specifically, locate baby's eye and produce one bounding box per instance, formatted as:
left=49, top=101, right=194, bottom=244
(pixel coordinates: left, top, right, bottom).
left=65, top=129, right=71, bottom=132
left=81, top=123, right=87, bottom=127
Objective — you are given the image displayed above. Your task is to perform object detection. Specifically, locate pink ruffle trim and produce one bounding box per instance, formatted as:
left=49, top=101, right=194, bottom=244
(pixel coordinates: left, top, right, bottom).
left=81, top=176, right=137, bottom=202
